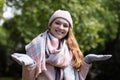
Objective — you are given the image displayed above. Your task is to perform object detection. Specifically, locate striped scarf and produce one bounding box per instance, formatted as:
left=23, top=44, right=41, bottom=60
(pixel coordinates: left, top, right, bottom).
left=25, top=30, right=72, bottom=78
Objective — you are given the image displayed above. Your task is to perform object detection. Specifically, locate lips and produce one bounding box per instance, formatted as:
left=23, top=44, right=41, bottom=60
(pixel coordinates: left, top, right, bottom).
left=55, top=29, right=64, bottom=35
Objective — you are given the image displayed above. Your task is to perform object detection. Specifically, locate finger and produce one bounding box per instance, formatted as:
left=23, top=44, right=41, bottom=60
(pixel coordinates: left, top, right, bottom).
left=96, top=54, right=112, bottom=57
left=11, top=55, right=23, bottom=65
left=104, top=55, right=112, bottom=57
left=13, top=53, right=25, bottom=57
left=11, top=54, right=20, bottom=59
left=103, top=55, right=112, bottom=59
left=97, top=55, right=112, bottom=60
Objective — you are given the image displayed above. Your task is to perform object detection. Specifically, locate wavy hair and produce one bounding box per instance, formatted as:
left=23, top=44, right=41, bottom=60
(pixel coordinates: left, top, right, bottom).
left=66, top=28, right=83, bottom=71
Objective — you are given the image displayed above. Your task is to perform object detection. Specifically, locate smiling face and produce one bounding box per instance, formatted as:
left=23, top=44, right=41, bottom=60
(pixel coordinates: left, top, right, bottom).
left=49, top=18, right=70, bottom=39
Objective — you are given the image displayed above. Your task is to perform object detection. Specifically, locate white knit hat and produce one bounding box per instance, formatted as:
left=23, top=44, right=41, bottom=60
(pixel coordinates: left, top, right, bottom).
left=48, top=10, right=73, bottom=28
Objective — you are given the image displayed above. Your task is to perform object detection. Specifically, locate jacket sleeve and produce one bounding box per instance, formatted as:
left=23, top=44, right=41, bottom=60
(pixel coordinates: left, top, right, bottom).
left=22, top=63, right=36, bottom=80
left=78, top=61, right=92, bottom=80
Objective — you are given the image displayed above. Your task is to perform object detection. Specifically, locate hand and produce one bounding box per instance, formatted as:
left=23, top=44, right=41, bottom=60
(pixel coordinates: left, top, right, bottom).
left=84, top=54, right=112, bottom=64
left=11, top=53, right=34, bottom=66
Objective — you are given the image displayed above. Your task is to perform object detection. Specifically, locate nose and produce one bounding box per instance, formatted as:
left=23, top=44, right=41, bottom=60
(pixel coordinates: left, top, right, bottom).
left=59, top=24, right=64, bottom=30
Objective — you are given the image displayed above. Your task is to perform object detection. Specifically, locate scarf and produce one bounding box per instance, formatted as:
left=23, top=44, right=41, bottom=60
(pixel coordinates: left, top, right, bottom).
left=25, top=30, right=72, bottom=78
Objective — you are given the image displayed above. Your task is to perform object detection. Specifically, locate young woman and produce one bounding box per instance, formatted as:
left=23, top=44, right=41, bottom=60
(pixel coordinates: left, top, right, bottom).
left=11, top=10, right=112, bottom=80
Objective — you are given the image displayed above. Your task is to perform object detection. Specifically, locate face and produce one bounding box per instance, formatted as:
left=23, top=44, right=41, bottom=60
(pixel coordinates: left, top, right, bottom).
left=49, top=18, right=70, bottom=39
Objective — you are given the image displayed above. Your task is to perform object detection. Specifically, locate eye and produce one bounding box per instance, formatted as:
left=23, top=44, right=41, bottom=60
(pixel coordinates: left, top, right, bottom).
left=63, top=24, right=69, bottom=28
left=55, top=21, right=61, bottom=25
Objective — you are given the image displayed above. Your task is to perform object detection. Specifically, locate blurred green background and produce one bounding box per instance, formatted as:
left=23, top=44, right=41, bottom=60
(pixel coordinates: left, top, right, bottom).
left=0, top=0, right=120, bottom=80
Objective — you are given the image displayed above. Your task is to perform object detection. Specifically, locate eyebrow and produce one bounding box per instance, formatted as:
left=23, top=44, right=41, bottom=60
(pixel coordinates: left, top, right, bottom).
left=55, top=19, right=69, bottom=25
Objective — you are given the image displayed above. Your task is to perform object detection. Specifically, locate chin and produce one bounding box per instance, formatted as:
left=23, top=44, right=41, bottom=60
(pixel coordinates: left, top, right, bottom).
left=56, top=36, right=63, bottom=39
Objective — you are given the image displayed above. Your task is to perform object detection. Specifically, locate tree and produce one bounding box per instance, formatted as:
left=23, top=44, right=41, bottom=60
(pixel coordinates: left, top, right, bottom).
left=0, top=0, right=118, bottom=79
left=94, top=0, right=120, bottom=80
left=0, top=0, right=5, bottom=17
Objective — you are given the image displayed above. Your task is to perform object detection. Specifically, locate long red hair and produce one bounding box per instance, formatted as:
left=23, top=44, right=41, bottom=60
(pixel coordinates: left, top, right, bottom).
left=66, top=28, right=83, bottom=71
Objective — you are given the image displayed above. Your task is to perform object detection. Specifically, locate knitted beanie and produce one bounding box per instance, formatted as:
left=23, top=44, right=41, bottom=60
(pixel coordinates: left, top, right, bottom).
left=48, top=10, right=73, bottom=28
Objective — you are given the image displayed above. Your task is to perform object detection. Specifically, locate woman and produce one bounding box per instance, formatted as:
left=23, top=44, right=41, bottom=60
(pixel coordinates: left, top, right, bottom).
left=11, top=9, right=112, bottom=80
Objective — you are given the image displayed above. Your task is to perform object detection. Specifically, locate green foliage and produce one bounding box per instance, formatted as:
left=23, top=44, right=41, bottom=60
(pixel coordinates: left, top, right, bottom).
left=0, top=0, right=5, bottom=17
left=1, top=0, right=118, bottom=53
left=0, top=0, right=119, bottom=79
left=0, top=27, right=9, bottom=46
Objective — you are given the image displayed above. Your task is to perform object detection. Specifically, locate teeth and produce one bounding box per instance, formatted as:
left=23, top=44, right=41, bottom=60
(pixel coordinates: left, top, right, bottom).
left=56, top=30, right=63, bottom=35
left=57, top=31, right=62, bottom=34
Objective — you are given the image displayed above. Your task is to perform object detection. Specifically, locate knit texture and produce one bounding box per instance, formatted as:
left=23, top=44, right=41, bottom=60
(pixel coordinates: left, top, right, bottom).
left=48, top=10, right=73, bottom=28
left=22, top=31, right=92, bottom=80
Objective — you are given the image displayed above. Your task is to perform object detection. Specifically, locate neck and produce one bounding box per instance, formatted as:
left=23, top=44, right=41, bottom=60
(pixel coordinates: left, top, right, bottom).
left=48, top=32, right=61, bottom=49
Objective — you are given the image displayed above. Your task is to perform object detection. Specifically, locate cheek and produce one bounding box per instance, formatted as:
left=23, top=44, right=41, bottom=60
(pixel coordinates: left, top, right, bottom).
left=49, top=25, right=54, bottom=31
left=66, top=28, right=69, bottom=33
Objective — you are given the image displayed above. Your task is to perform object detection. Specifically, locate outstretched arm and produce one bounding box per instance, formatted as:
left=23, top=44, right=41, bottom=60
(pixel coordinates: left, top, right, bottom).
left=79, top=54, right=112, bottom=80
left=84, top=54, right=112, bottom=64
left=11, top=53, right=34, bottom=66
